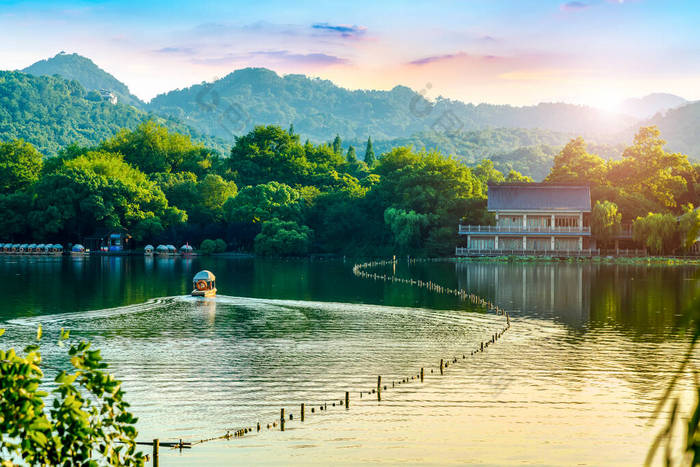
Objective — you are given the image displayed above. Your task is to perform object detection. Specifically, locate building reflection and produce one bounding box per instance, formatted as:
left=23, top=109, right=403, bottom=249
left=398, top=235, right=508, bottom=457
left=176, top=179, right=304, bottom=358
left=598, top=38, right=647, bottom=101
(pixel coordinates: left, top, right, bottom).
left=456, top=262, right=591, bottom=327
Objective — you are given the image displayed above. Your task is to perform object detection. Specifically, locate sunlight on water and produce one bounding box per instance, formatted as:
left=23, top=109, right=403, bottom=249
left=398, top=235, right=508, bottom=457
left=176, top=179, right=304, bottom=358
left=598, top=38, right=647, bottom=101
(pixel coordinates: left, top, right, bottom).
left=1, top=257, right=699, bottom=465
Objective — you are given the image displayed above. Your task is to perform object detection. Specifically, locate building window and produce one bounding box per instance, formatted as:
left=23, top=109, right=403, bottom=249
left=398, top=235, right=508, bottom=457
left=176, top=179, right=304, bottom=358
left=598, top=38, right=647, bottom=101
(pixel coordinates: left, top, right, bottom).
left=527, top=238, right=550, bottom=250
left=555, top=237, right=578, bottom=250
left=469, top=237, right=495, bottom=250
left=555, top=216, right=579, bottom=228
left=527, top=216, right=551, bottom=229
left=499, top=237, right=522, bottom=250
left=498, top=216, right=522, bottom=228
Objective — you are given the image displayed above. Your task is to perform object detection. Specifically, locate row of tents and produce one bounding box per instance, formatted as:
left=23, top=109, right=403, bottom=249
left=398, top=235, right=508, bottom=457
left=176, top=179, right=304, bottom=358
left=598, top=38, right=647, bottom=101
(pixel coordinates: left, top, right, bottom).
left=0, top=243, right=65, bottom=254
left=144, top=244, right=195, bottom=255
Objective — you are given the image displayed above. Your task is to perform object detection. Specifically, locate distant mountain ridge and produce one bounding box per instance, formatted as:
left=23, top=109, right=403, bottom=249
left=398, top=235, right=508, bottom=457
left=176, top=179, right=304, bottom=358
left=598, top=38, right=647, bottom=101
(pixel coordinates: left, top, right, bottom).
left=147, top=67, right=637, bottom=142
left=22, top=52, right=143, bottom=107
left=619, top=93, right=688, bottom=119
left=0, top=70, right=222, bottom=155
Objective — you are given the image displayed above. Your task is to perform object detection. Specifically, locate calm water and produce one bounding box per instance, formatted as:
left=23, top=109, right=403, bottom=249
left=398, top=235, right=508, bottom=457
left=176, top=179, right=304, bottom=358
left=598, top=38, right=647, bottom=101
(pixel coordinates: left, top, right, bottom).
left=1, top=256, right=699, bottom=465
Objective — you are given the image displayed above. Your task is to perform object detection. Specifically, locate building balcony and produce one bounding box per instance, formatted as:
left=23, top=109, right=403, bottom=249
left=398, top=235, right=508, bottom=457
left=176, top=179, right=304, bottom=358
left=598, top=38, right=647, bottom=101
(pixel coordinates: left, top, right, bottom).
left=458, top=224, right=591, bottom=235
left=455, top=247, right=599, bottom=257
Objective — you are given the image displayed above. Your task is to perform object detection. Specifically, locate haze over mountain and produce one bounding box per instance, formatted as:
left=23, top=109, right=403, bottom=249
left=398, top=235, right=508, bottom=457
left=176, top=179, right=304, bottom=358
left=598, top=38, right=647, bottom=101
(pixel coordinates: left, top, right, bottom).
left=3, top=53, right=700, bottom=176
left=147, top=67, right=636, bottom=142
left=619, top=93, right=689, bottom=119
left=22, top=53, right=143, bottom=107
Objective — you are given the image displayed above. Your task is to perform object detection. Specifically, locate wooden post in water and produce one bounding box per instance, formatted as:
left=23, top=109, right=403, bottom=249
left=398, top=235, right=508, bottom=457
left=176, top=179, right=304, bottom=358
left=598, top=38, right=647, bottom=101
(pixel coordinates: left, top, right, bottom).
left=280, top=408, right=285, bottom=431
left=420, top=367, right=424, bottom=382
left=377, top=375, right=382, bottom=401
left=345, top=391, right=350, bottom=409
left=152, top=439, right=159, bottom=467
left=440, top=359, right=444, bottom=375
left=301, top=403, right=305, bottom=422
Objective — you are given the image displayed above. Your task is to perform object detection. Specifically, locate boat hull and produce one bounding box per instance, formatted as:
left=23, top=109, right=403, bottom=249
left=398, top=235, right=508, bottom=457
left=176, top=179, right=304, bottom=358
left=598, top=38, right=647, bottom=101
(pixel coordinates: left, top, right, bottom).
left=192, top=288, right=217, bottom=297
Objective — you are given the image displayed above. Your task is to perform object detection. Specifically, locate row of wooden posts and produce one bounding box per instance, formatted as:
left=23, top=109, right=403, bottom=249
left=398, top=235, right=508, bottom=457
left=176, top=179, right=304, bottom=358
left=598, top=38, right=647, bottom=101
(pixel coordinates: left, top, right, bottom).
left=144, top=257, right=511, bottom=465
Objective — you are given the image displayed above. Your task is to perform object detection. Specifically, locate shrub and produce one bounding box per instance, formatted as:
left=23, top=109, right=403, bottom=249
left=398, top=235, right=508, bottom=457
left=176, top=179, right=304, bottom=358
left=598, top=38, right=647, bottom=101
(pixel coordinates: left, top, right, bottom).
left=0, top=327, right=144, bottom=465
left=200, top=238, right=216, bottom=254
left=214, top=238, right=227, bottom=253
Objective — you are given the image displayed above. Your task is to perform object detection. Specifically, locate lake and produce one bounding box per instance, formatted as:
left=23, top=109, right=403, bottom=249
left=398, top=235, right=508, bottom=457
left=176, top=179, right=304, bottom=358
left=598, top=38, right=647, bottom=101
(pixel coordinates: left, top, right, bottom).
left=1, top=256, right=698, bottom=465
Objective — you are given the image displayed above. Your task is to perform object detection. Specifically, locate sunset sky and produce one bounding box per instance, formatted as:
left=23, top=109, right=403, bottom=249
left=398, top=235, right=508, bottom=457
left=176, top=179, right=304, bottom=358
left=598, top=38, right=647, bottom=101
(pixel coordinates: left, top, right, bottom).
left=2, top=0, right=699, bottom=108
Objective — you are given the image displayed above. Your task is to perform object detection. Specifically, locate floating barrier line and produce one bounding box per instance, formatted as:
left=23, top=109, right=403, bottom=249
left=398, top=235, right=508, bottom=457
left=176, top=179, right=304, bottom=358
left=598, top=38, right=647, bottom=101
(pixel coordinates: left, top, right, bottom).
left=137, top=257, right=512, bottom=460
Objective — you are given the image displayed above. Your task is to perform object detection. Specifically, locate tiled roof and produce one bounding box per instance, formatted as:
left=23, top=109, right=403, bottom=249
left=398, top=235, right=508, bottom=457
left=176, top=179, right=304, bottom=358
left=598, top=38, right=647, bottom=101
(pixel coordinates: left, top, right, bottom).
left=487, top=184, right=591, bottom=211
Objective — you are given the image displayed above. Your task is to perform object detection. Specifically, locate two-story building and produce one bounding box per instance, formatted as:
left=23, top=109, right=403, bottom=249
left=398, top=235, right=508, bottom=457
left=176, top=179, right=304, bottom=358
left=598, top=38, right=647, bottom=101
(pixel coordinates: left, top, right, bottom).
left=457, top=183, right=594, bottom=256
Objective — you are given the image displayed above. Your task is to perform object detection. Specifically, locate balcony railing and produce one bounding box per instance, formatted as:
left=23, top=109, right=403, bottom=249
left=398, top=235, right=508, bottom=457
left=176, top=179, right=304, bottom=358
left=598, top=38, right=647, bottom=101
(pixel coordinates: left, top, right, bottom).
left=455, top=247, right=599, bottom=257
left=458, top=225, right=591, bottom=234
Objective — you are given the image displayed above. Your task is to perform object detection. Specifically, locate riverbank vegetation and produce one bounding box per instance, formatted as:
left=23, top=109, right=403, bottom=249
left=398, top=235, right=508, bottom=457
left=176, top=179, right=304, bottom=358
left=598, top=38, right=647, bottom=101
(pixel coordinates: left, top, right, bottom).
left=0, top=327, right=144, bottom=465
left=0, top=122, right=697, bottom=256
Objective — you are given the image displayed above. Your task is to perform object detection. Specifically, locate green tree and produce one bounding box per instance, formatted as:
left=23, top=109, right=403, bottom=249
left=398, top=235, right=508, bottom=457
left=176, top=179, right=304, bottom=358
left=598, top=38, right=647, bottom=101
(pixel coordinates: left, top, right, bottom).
left=29, top=151, right=186, bottom=240
left=196, top=174, right=238, bottom=223
left=0, top=140, right=43, bottom=194
left=229, top=126, right=310, bottom=186
left=254, top=218, right=313, bottom=256
left=332, top=134, right=342, bottom=154
left=545, top=137, right=608, bottom=188
left=101, top=121, right=218, bottom=175
left=632, top=212, right=679, bottom=255
left=678, top=205, right=700, bottom=252
left=0, top=327, right=144, bottom=465
left=364, top=137, right=375, bottom=166
left=591, top=200, right=622, bottom=246
left=346, top=145, right=357, bottom=163
left=223, top=181, right=302, bottom=224
left=504, top=169, right=533, bottom=183
left=214, top=238, right=227, bottom=252
left=608, top=126, right=692, bottom=213
left=384, top=207, right=429, bottom=253
left=200, top=238, right=217, bottom=254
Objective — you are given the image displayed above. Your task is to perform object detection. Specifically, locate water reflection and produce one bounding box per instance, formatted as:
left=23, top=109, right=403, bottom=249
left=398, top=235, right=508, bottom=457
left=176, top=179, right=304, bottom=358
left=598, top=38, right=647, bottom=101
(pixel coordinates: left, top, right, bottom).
left=456, top=261, right=700, bottom=337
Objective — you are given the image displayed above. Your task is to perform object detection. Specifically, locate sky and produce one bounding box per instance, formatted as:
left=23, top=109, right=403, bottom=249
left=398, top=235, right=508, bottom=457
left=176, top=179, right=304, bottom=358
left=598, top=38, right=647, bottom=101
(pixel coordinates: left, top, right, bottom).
left=1, top=0, right=700, bottom=108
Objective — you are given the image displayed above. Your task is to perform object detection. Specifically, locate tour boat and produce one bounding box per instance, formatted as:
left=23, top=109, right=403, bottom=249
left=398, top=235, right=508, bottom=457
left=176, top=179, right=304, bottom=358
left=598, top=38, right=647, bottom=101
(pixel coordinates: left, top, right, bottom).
left=71, top=244, right=88, bottom=256
left=144, top=244, right=154, bottom=256
left=192, top=270, right=216, bottom=297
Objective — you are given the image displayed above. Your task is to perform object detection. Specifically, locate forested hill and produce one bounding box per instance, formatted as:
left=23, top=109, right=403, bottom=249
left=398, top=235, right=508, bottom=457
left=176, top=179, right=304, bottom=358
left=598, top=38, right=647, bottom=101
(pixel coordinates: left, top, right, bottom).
left=22, top=52, right=143, bottom=107
left=645, top=101, right=700, bottom=159
left=148, top=67, right=636, bottom=141
left=0, top=71, right=223, bottom=155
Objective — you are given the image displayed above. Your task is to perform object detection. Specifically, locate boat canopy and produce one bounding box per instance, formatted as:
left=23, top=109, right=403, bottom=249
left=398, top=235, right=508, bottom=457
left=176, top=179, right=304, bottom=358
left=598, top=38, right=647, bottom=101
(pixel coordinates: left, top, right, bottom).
left=166, top=244, right=176, bottom=251
left=72, top=244, right=85, bottom=252
left=20, top=244, right=28, bottom=249
left=36, top=244, right=46, bottom=249
left=156, top=244, right=168, bottom=251
left=193, top=270, right=216, bottom=282
left=180, top=244, right=193, bottom=251
left=28, top=244, right=37, bottom=249
left=11, top=244, right=20, bottom=249
left=144, top=244, right=154, bottom=251
left=54, top=244, right=63, bottom=250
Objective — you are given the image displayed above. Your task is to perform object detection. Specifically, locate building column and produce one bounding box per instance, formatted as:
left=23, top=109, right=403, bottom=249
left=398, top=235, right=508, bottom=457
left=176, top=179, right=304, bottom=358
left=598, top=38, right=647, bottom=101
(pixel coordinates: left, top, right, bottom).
left=578, top=236, right=583, bottom=251
left=579, top=212, right=583, bottom=229
left=467, top=235, right=471, bottom=249
left=551, top=214, right=555, bottom=228
left=523, top=214, right=528, bottom=229
left=551, top=236, right=555, bottom=250
left=495, top=235, right=499, bottom=250
left=522, top=236, right=527, bottom=250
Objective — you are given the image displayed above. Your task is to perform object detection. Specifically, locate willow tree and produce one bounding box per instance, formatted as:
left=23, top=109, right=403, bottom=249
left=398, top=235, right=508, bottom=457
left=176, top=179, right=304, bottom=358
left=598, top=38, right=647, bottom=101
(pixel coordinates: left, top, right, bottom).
left=591, top=200, right=622, bottom=246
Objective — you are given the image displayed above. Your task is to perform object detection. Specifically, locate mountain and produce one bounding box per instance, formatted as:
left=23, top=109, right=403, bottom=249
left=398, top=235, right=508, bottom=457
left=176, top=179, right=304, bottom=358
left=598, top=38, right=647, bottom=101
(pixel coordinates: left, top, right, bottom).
left=22, top=52, right=143, bottom=107
left=644, top=101, right=700, bottom=160
left=148, top=67, right=636, bottom=142
left=619, top=93, right=688, bottom=119
left=0, top=71, right=222, bottom=155
left=364, top=128, right=627, bottom=181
